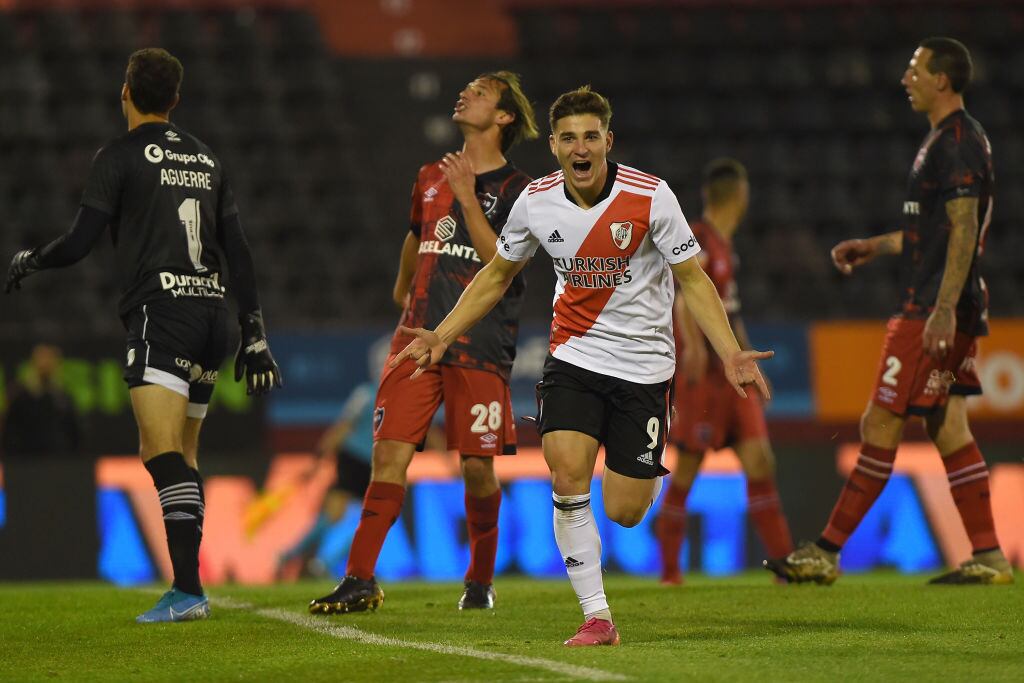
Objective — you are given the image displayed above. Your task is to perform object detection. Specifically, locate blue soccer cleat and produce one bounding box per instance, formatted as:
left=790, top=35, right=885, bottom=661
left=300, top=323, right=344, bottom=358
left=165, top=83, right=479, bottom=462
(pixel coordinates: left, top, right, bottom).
left=136, top=588, right=210, bottom=624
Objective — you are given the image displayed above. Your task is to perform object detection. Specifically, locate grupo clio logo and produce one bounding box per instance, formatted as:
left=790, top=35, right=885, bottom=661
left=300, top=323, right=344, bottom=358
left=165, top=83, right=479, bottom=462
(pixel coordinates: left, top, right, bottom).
left=144, top=144, right=164, bottom=164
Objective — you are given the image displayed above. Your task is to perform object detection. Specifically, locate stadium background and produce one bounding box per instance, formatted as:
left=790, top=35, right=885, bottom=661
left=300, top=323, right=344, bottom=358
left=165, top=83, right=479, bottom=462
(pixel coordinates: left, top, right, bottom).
left=0, top=0, right=1021, bottom=585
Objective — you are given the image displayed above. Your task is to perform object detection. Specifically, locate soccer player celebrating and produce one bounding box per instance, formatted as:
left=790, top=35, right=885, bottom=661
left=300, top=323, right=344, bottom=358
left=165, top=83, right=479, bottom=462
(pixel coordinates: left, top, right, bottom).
left=655, top=159, right=793, bottom=585
left=766, top=38, right=1013, bottom=586
left=5, top=49, right=283, bottom=621
left=392, top=87, right=771, bottom=645
left=309, top=72, right=538, bottom=614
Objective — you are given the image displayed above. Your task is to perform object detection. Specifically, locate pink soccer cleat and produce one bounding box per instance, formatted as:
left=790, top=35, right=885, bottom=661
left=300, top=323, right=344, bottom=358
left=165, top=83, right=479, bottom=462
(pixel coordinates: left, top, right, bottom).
left=563, top=618, right=621, bottom=647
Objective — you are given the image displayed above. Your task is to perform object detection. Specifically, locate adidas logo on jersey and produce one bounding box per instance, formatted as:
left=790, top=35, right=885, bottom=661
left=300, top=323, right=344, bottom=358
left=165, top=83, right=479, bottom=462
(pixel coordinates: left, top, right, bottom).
left=564, top=556, right=584, bottom=568
left=547, top=230, right=564, bottom=243
left=637, top=451, right=654, bottom=466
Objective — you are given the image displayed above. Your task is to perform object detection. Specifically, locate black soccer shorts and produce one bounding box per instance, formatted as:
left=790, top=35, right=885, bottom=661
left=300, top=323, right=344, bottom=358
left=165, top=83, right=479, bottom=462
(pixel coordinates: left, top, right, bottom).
left=536, top=355, right=671, bottom=479
left=122, top=299, right=230, bottom=418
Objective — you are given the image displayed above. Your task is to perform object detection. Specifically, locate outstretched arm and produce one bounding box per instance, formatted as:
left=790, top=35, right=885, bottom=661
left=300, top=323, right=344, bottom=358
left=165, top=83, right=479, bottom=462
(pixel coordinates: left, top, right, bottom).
left=671, top=257, right=772, bottom=399
left=5, top=205, right=111, bottom=292
left=391, top=253, right=528, bottom=378
left=830, top=230, right=903, bottom=275
left=922, top=196, right=979, bottom=357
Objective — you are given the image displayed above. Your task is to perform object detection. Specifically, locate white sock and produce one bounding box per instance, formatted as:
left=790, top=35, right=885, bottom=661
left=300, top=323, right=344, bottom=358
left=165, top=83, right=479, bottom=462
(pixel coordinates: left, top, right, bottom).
left=553, top=492, right=609, bottom=618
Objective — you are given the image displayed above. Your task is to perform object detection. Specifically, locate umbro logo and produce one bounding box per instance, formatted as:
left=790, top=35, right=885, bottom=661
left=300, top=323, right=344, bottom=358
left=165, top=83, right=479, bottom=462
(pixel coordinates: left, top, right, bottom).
left=547, top=230, right=564, bottom=243
left=165, top=130, right=181, bottom=142
left=564, top=556, right=584, bottom=568
left=637, top=451, right=654, bottom=466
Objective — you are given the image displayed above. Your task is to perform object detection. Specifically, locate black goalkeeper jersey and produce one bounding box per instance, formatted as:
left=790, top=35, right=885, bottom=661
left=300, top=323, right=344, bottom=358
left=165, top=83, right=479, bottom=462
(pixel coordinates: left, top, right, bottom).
left=898, top=109, right=993, bottom=336
left=80, top=122, right=237, bottom=315
left=394, top=161, right=532, bottom=381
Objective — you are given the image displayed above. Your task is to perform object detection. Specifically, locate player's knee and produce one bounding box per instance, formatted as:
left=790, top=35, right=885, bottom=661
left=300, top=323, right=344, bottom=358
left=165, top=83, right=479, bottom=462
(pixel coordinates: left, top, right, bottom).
left=605, top=501, right=646, bottom=528
left=137, top=434, right=184, bottom=461
left=371, top=441, right=412, bottom=482
left=926, top=406, right=972, bottom=454
left=550, top=468, right=590, bottom=496
left=859, top=404, right=901, bottom=446
left=738, top=441, right=775, bottom=480
left=460, top=456, right=495, bottom=489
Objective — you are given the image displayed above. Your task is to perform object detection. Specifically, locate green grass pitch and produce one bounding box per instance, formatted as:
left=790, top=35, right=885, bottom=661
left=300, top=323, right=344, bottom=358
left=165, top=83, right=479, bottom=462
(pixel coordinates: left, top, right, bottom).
left=2, top=573, right=1022, bottom=681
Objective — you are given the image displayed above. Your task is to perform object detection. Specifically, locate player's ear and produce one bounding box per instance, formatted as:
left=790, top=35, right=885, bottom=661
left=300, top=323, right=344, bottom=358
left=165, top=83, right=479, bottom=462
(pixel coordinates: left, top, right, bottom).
left=548, top=134, right=557, bottom=156
left=605, top=129, right=614, bottom=153
left=121, top=83, right=129, bottom=102
left=495, top=109, right=514, bottom=127
left=169, top=92, right=180, bottom=113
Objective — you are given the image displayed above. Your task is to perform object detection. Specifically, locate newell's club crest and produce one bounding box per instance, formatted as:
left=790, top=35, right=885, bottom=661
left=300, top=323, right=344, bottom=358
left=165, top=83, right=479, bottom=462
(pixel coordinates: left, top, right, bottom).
left=373, top=407, right=385, bottom=433
left=610, top=221, right=633, bottom=250
left=477, top=192, right=499, bottom=218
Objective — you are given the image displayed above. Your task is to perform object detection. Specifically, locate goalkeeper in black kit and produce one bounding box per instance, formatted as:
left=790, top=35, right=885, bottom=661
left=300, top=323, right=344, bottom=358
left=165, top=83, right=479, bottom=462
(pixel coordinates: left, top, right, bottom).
left=5, top=48, right=282, bottom=623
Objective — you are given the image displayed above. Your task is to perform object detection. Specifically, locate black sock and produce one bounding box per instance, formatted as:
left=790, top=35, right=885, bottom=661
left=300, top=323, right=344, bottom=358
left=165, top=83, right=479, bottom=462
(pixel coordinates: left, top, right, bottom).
left=816, top=538, right=842, bottom=554
left=145, top=452, right=203, bottom=596
left=191, top=467, right=205, bottom=552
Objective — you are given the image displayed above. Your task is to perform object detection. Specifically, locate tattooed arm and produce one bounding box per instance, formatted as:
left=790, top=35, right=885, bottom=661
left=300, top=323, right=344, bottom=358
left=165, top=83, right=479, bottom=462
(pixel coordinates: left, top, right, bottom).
left=922, top=197, right=980, bottom=358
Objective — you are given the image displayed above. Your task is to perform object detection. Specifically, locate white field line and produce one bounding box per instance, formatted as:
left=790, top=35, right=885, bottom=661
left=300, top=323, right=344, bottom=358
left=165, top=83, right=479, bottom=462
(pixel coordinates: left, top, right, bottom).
left=208, top=596, right=628, bottom=682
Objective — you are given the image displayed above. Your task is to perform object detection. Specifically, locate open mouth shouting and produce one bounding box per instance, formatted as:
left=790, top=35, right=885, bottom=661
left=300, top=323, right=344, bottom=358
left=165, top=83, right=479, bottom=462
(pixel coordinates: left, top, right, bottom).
left=571, top=159, right=593, bottom=181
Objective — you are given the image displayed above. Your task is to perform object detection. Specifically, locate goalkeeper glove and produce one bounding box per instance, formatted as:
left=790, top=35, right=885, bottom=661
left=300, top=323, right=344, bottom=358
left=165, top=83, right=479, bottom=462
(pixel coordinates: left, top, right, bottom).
left=234, top=311, right=283, bottom=395
left=5, top=249, right=41, bottom=293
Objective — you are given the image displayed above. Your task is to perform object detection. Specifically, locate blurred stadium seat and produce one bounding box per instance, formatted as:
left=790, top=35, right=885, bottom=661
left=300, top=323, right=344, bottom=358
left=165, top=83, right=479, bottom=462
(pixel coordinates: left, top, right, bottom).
left=1, top=1, right=1021, bottom=337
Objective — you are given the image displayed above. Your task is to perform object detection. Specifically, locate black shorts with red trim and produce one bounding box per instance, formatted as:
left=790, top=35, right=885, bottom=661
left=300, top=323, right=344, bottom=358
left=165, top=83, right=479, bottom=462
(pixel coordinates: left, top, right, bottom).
left=536, top=355, right=671, bottom=479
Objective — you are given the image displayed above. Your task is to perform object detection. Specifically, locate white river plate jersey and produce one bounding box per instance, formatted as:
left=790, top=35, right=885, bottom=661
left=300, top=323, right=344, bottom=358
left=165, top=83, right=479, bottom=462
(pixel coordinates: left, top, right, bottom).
left=496, top=164, right=701, bottom=384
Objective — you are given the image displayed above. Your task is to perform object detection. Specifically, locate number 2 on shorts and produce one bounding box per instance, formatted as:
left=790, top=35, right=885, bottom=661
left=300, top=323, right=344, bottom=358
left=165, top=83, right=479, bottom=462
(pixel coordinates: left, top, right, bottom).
left=883, top=355, right=902, bottom=386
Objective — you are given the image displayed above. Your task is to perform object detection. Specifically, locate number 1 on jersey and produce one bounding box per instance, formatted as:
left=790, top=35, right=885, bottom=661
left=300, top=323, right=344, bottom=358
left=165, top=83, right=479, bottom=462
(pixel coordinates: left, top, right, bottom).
left=178, top=198, right=207, bottom=273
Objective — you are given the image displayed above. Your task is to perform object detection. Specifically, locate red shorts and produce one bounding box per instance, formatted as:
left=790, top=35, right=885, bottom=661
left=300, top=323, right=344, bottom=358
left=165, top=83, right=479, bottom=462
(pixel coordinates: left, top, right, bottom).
left=871, top=317, right=982, bottom=416
left=373, top=355, right=516, bottom=456
left=669, top=373, right=768, bottom=453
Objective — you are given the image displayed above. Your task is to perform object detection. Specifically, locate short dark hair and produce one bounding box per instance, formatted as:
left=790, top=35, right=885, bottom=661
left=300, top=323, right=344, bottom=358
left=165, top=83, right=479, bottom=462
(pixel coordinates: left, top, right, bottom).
left=548, top=86, right=612, bottom=132
left=702, top=158, right=748, bottom=206
left=126, top=48, right=183, bottom=115
left=920, top=37, right=972, bottom=93
left=478, top=71, right=539, bottom=152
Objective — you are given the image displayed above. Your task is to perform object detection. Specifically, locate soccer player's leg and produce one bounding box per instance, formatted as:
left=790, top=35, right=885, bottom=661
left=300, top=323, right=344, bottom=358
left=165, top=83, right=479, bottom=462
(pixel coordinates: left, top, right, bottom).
left=309, top=356, right=441, bottom=615
left=924, top=341, right=1013, bottom=585
left=655, top=446, right=702, bottom=585
left=601, top=374, right=672, bottom=529
left=545, top=429, right=617, bottom=646
left=124, top=303, right=214, bottom=623
left=732, top=392, right=794, bottom=570
left=442, top=366, right=514, bottom=609
left=131, top=384, right=209, bottom=623
left=537, top=358, right=617, bottom=646
left=657, top=378, right=716, bottom=585
left=768, top=319, right=925, bottom=584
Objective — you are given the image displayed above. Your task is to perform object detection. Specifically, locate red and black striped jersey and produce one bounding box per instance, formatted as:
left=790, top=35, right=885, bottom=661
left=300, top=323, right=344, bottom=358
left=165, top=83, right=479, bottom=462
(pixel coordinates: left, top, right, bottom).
left=673, top=220, right=738, bottom=377
left=899, top=109, right=993, bottom=336
left=394, top=161, right=532, bottom=380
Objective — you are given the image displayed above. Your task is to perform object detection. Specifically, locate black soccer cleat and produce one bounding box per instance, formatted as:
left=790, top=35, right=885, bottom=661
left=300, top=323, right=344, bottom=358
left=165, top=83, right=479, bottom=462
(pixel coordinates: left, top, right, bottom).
left=458, top=580, right=495, bottom=610
left=309, top=576, right=384, bottom=615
